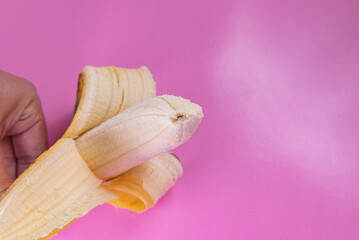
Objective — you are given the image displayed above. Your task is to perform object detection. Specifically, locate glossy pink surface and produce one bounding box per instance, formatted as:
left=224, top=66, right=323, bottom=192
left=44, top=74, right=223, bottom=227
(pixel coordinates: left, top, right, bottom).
left=1, top=0, right=359, bottom=239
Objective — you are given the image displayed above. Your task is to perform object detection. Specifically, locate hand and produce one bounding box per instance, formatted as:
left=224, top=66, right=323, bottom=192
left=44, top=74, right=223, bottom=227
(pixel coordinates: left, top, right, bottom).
left=0, top=70, right=48, bottom=196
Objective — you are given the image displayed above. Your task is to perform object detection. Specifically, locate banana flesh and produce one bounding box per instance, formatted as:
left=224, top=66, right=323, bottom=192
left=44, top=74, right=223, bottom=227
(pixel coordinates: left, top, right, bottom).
left=0, top=139, right=117, bottom=240
left=64, top=66, right=156, bottom=139
left=102, top=153, right=183, bottom=212
left=75, top=95, right=203, bottom=180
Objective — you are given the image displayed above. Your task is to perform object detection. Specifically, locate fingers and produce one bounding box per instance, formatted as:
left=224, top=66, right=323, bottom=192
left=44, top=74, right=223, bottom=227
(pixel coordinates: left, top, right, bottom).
left=12, top=110, right=48, bottom=177
left=0, top=137, right=16, bottom=181
left=0, top=71, right=48, bottom=178
left=0, top=156, right=12, bottom=197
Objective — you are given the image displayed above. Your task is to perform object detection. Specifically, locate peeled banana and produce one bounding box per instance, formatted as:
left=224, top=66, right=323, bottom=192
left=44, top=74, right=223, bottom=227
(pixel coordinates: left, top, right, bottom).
left=64, top=66, right=194, bottom=210
left=0, top=65, right=203, bottom=240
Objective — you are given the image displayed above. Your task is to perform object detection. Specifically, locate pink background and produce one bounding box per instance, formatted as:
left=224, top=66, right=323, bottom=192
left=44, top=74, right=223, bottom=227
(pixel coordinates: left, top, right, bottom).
left=1, top=0, right=359, bottom=239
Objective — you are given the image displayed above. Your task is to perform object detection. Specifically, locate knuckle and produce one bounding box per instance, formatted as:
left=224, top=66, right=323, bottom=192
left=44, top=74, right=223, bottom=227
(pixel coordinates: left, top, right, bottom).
left=24, top=80, right=37, bottom=94
left=17, top=78, right=37, bottom=96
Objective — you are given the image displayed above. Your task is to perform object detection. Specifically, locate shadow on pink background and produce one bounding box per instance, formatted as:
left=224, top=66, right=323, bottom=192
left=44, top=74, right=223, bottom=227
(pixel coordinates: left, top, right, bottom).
left=1, top=0, right=359, bottom=239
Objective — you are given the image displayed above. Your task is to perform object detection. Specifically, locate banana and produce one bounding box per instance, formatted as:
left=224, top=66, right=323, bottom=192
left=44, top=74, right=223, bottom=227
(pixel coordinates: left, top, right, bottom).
left=0, top=139, right=117, bottom=240
left=0, top=65, right=203, bottom=240
left=102, top=153, right=183, bottom=212
left=65, top=66, right=189, bottom=211
left=64, top=66, right=156, bottom=139
left=75, top=95, right=203, bottom=180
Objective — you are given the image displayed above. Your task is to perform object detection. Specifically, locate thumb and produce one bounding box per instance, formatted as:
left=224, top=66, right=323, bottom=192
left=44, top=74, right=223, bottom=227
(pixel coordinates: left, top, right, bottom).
left=0, top=157, right=12, bottom=197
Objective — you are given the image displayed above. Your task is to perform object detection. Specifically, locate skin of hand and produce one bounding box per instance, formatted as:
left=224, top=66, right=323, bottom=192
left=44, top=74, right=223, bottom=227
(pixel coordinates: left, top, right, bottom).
left=0, top=70, right=48, bottom=196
